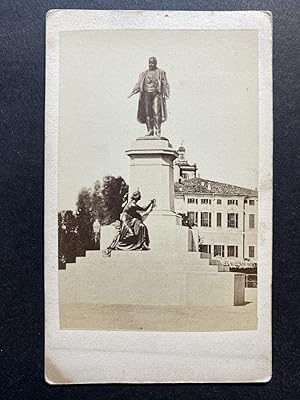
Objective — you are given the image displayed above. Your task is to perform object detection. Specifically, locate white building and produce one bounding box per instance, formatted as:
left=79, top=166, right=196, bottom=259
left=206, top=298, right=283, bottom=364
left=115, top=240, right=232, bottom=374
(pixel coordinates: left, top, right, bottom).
left=174, top=146, right=258, bottom=262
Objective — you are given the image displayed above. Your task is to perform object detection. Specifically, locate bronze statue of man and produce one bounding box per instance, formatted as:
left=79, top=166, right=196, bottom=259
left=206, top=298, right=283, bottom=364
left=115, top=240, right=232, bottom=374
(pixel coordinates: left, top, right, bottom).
left=128, top=57, right=170, bottom=136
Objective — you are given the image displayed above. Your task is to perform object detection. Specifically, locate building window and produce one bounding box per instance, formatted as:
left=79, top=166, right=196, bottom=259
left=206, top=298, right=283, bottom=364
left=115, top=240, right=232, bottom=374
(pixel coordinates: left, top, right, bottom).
left=201, top=198, right=211, bottom=205
left=217, top=199, right=222, bottom=205
left=227, top=213, right=238, bottom=228
left=249, top=200, right=255, bottom=206
left=249, top=246, right=255, bottom=258
left=249, top=214, right=255, bottom=229
left=187, top=198, right=198, bottom=204
left=227, top=246, right=238, bottom=257
left=216, top=212, right=222, bottom=227
left=199, top=244, right=211, bottom=254
left=201, top=212, right=211, bottom=227
left=182, top=173, right=188, bottom=180
left=187, top=211, right=198, bottom=226
left=214, top=245, right=224, bottom=257
left=228, top=199, right=238, bottom=205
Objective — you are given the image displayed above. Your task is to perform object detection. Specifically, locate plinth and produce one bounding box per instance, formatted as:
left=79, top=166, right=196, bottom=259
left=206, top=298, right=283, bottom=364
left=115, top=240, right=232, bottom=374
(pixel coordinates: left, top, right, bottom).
left=126, top=136, right=185, bottom=252
left=126, top=136, right=177, bottom=212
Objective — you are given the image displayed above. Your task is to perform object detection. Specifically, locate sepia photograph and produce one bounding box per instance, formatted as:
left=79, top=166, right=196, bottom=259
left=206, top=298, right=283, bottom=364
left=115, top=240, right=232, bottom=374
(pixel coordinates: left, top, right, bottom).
left=45, top=10, right=272, bottom=383
left=58, top=28, right=259, bottom=332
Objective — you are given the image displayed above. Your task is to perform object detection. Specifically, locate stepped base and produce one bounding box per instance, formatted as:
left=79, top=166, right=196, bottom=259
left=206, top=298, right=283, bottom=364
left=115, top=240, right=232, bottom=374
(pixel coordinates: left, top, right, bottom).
left=59, top=250, right=245, bottom=307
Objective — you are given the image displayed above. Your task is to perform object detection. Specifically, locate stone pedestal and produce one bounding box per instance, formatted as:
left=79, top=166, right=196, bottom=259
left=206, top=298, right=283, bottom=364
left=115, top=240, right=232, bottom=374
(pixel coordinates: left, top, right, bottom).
left=126, top=136, right=182, bottom=252
left=126, top=136, right=177, bottom=211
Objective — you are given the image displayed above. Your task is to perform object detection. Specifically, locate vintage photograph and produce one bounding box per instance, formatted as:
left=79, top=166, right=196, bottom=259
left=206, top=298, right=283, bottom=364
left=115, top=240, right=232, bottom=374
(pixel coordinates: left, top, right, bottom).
left=45, top=10, right=272, bottom=383
left=58, top=28, right=258, bottom=332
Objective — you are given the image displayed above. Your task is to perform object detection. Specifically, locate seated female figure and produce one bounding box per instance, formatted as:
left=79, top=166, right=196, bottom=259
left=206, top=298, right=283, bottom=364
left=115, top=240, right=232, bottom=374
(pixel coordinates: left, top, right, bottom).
left=104, top=190, right=155, bottom=255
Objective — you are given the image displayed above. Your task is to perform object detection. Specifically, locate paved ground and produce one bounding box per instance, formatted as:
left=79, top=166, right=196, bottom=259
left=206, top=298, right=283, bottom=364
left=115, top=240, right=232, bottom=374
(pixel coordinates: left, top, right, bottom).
left=60, top=288, right=257, bottom=332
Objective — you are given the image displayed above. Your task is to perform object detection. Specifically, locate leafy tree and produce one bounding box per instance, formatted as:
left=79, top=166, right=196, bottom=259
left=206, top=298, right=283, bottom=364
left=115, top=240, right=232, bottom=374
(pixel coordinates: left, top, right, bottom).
left=64, top=210, right=78, bottom=233
left=76, top=187, right=92, bottom=212
left=91, top=180, right=104, bottom=221
left=57, top=175, right=128, bottom=269
left=58, top=210, right=79, bottom=268
left=58, top=211, right=66, bottom=269
left=100, top=175, right=128, bottom=225
left=76, top=187, right=94, bottom=253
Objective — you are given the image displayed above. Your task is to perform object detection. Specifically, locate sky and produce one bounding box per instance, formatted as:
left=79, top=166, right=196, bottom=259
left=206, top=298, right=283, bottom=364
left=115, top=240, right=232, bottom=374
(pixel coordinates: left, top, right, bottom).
left=59, top=29, right=258, bottom=211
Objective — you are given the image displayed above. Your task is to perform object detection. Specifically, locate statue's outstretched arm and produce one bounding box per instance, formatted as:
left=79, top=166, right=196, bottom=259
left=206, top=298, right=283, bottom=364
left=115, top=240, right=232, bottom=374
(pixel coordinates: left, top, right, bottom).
left=136, top=200, right=155, bottom=212
left=128, top=81, right=140, bottom=98
left=136, top=204, right=148, bottom=212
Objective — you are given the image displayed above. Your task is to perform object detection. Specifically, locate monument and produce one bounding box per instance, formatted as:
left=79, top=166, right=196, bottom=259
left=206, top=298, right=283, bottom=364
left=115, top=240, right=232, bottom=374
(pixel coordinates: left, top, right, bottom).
left=128, top=56, right=169, bottom=137
left=59, top=57, right=245, bottom=319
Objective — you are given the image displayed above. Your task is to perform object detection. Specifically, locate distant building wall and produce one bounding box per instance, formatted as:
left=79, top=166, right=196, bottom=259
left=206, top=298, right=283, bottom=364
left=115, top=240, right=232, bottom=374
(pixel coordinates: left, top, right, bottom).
left=243, top=196, right=258, bottom=261
left=174, top=193, right=258, bottom=262
left=173, top=146, right=258, bottom=262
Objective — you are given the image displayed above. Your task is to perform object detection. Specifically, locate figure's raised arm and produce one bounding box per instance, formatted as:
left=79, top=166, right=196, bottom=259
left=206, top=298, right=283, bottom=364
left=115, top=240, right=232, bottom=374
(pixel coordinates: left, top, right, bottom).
left=128, top=79, right=140, bottom=98
left=136, top=199, right=155, bottom=212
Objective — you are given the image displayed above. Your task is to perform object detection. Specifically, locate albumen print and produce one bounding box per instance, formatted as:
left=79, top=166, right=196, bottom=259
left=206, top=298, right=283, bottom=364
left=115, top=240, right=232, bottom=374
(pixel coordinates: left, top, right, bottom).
left=45, top=10, right=272, bottom=383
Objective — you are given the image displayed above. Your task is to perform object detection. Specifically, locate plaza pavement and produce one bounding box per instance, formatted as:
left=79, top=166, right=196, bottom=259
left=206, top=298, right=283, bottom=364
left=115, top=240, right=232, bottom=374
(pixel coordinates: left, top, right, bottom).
left=59, top=288, right=257, bottom=332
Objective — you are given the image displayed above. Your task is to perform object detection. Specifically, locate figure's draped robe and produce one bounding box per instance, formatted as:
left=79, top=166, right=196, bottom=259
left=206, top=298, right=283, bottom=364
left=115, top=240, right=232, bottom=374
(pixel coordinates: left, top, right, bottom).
left=108, top=201, right=150, bottom=251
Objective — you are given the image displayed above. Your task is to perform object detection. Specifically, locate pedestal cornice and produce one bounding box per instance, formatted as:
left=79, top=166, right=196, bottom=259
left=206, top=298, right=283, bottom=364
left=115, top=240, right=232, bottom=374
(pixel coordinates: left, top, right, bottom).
left=126, top=136, right=178, bottom=160
left=126, top=148, right=178, bottom=160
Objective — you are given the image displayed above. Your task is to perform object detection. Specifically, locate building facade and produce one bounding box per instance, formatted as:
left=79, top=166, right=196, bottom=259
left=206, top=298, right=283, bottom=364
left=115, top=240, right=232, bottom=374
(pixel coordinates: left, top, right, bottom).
left=174, top=147, right=258, bottom=262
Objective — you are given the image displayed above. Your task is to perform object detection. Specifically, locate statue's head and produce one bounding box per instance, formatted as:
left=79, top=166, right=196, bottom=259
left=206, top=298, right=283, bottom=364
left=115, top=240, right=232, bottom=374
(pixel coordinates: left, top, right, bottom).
left=149, top=57, right=157, bottom=70
left=131, top=190, right=141, bottom=201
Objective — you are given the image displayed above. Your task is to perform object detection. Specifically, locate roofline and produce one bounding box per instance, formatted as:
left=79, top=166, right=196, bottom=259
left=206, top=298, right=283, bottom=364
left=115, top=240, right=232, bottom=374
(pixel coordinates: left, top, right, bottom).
left=174, top=192, right=258, bottom=197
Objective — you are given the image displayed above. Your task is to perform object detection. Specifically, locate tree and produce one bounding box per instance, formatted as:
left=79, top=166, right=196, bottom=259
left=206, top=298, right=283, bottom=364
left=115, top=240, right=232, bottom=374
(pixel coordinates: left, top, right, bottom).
left=57, top=175, right=129, bottom=269
left=100, top=175, right=128, bottom=225
left=76, top=187, right=92, bottom=212
left=58, top=211, right=66, bottom=269
left=58, top=210, right=79, bottom=268
left=91, top=180, right=104, bottom=221
left=76, top=187, right=94, bottom=253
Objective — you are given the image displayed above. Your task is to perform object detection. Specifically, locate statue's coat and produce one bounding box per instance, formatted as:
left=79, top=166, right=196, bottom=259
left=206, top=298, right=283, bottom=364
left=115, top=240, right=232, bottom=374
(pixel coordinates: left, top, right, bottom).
left=129, top=69, right=170, bottom=124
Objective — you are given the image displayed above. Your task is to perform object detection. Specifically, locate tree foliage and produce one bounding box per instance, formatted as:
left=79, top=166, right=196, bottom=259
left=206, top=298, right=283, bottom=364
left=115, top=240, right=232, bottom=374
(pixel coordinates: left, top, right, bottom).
left=58, top=210, right=79, bottom=268
left=76, top=187, right=94, bottom=254
left=58, top=175, right=128, bottom=268
left=92, top=180, right=103, bottom=220
left=100, top=175, right=128, bottom=225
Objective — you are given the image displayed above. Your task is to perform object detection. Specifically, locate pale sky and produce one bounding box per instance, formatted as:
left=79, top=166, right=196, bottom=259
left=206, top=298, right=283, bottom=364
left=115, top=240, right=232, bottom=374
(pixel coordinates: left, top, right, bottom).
left=59, top=29, right=258, bottom=211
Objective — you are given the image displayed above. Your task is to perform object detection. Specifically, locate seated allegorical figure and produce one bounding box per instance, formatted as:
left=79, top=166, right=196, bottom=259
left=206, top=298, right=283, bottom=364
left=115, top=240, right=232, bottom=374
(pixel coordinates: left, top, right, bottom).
left=104, top=190, right=156, bottom=256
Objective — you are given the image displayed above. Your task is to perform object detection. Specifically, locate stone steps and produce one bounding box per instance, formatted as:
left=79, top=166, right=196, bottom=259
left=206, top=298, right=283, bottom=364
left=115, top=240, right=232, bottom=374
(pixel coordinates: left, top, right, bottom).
left=65, top=261, right=217, bottom=273
left=84, top=249, right=210, bottom=263
left=65, top=249, right=218, bottom=273
left=59, top=265, right=244, bottom=306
